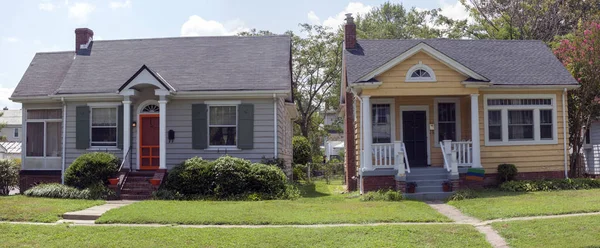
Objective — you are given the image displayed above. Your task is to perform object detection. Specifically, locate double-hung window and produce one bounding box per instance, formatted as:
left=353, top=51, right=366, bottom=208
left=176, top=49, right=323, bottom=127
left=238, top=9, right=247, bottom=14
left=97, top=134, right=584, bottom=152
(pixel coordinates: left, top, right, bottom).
left=26, top=109, right=62, bottom=157
left=90, top=107, right=118, bottom=147
left=371, top=99, right=395, bottom=144
left=13, top=128, right=19, bottom=138
left=485, top=96, right=556, bottom=145
left=209, top=105, right=237, bottom=146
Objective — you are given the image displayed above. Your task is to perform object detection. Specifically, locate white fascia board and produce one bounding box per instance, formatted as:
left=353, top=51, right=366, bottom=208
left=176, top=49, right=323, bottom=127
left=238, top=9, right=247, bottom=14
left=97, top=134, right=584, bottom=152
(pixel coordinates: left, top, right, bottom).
left=357, top=42, right=489, bottom=82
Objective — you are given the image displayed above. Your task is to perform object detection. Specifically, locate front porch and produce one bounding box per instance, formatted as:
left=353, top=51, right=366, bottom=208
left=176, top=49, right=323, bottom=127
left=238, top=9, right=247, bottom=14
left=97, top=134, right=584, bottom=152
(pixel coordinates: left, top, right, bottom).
left=357, top=94, right=483, bottom=196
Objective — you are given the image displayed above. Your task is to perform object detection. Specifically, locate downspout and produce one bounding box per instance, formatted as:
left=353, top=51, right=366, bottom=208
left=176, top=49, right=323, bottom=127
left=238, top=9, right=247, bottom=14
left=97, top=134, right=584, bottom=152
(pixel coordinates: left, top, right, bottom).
left=61, top=97, right=67, bottom=184
left=562, top=88, right=568, bottom=179
left=273, top=94, right=278, bottom=158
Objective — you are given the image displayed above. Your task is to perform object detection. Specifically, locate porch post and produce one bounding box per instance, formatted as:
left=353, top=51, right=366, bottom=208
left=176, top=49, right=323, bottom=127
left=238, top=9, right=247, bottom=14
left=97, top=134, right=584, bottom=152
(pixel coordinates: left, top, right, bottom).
left=362, top=95, right=373, bottom=171
left=158, top=98, right=168, bottom=170
left=122, top=98, right=131, bottom=158
left=470, top=94, right=482, bottom=168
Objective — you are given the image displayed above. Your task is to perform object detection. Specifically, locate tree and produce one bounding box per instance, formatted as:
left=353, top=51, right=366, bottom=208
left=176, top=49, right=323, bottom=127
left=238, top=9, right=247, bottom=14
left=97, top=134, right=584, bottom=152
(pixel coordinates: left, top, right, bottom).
left=464, top=0, right=600, bottom=41
left=554, top=21, right=600, bottom=177
left=355, top=2, right=468, bottom=39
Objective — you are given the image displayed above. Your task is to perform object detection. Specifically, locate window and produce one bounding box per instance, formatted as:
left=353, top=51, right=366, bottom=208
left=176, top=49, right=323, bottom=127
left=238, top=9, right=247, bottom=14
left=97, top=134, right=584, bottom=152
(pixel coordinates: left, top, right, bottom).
left=26, top=109, right=62, bottom=157
left=585, top=128, right=591, bottom=145
left=209, top=106, right=237, bottom=146
left=485, top=95, right=556, bottom=145
left=405, top=63, right=436, bottom=82
left=488, top=110, right=502, bottom=141
left=508, top=110, right=534, bottom=140
left=13, top=128, right=18, bottom=138
left=372, top=103, right=391, bottom=143
left=91, top=107, right=117, bottom=147
left=437, top=102, right=456, bottom=141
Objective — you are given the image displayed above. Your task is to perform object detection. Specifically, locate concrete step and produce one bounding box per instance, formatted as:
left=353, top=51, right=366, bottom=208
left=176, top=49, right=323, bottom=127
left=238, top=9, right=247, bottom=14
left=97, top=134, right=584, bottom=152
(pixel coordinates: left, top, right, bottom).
left=403, top=192, right=454, bottom=201
left=409, top=168, right=448, bottom=174
left=123, top=182, right=152, bottom=187
left=410, top=179, right=448, bottom=187
left=414, top=185, right=446, bottom=193
left=129, top=171, right=155, bottom=177
left=406, top=173, right=449, bottom=181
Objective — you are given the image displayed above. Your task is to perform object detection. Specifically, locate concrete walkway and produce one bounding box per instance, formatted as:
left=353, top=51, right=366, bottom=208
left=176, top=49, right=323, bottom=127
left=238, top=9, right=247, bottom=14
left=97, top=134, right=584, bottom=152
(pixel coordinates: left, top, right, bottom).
left=426, top=201, right=509, bottom=248
left=62, top=201, right=136, bottom=221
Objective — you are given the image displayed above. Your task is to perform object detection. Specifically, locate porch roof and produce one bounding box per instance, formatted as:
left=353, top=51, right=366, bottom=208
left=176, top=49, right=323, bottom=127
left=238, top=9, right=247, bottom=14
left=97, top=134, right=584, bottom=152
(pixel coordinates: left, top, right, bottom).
left=345, top=39, right=578, bottom=87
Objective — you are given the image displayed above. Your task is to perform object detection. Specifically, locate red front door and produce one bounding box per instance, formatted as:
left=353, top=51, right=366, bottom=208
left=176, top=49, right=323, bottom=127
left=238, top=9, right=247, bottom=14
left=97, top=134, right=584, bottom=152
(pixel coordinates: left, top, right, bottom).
left=140, top=114, right=159, bottom=170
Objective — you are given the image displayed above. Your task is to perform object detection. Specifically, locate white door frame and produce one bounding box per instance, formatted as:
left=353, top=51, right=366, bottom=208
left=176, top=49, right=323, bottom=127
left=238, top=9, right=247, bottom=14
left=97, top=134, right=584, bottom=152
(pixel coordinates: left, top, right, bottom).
left=399, top=105, right=431, bottom=165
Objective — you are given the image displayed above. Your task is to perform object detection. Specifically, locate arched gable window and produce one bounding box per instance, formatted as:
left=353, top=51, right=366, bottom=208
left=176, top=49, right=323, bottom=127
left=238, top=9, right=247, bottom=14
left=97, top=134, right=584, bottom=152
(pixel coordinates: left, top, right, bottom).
left=405, top=62, right=436, bottom=82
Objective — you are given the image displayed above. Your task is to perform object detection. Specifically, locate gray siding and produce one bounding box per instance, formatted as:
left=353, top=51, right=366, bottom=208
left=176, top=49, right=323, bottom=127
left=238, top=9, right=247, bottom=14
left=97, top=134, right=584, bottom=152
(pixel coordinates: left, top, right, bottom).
left=585, top=121, right=600, bottom=174
left=0, top=125, right=21, bottom=142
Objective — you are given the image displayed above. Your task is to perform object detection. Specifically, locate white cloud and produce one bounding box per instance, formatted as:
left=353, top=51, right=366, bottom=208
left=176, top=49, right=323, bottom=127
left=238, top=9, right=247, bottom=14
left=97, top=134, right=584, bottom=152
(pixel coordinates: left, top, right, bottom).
left=180, top=15, right=248, bottom=36
left=38, top=2, right=56, bottom=11
left=68, top=2, right=95, bottom=23
left=322, top=2, right=373, bottom=29
left=439, top=0, right=471, bottom=22
left=307, top=11, right=320, bottom=25
left=3, top=37, right=19, bottom=43
left=0, top=87, right=21, bottom=110
left=109, top=0, right=132, bottom=9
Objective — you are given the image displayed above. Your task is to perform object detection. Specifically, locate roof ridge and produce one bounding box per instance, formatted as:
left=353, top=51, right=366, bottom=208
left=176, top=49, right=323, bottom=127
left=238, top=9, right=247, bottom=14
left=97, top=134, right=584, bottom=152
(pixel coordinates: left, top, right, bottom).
left=356, top=38, right=543, bottom=42
left=94, top=34, right=291, bottom=43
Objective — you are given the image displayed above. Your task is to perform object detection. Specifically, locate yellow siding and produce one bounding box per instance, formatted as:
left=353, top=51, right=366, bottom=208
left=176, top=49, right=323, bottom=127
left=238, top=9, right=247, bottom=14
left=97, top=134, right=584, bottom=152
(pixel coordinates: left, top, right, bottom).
left=479, top=90, right=567, bottom=173
left=363, top=52, right=478, bottom=96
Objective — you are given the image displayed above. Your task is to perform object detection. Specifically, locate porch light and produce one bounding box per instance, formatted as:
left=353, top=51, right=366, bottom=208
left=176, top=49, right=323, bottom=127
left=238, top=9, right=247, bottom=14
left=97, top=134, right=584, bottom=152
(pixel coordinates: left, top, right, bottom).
left=132, top=121, right=137, bottom=127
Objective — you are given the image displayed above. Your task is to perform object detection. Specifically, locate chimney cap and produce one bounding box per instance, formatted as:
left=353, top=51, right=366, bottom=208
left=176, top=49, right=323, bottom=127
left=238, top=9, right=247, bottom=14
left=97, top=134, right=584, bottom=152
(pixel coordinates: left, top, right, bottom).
left=345, top=13, right=354, bottom=24
left=75, top=28, right=94, bottom=35
left=3, top=106, right=8, bottom=110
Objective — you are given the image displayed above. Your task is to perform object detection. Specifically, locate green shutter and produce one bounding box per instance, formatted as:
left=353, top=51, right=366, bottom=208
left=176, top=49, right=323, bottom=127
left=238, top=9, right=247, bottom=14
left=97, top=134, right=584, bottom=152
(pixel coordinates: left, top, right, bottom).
left=192, top=104, right=208, bottom=149
left=75, top=106, right=90, bottom=149
left=117, top=105, right=124, bottom=149
left=237, top=104, right=254, bottom=149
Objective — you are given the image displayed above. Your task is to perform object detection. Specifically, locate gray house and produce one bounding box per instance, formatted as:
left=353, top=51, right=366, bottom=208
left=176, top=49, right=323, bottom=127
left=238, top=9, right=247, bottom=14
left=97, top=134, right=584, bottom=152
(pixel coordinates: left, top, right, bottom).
left=11, top=28, right=296, bottom=195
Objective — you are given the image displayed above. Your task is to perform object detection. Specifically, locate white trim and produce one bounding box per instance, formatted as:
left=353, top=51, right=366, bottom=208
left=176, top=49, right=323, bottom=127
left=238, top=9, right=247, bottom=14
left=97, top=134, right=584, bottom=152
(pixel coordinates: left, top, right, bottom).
left=405, top=62, right=437, bottom=82
left=206, top=104, right=239, bottom=149
left=24, top=111, right=63, bottom=159
left=357, top=42, right=488, bottom=82
left=371, top=98, right=396, bottom=144
left=483, top=94, right=558, bottom=146
left=158, top=100, right=167, bottom=169
left=399, top=105, right=431, bottom=165
left=136, top=100, right=160, bottom=114
left=61, top=99, right=66, bottom=184
left=12, top=128, right=19, bottom=138
left=482, top=85, right=580, bottom=90
left=87, top=102, right=121, bottom=107
left=433, top=97, right=461, bottom=147
left=273, top=96, right=278, bottom=158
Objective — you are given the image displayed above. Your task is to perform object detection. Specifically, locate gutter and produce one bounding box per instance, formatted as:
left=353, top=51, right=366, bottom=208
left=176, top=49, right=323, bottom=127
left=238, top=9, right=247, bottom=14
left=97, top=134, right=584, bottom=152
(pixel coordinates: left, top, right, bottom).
left=562, top=88, right=568, bottom=178
left=61, top=97, right=67, bottom=184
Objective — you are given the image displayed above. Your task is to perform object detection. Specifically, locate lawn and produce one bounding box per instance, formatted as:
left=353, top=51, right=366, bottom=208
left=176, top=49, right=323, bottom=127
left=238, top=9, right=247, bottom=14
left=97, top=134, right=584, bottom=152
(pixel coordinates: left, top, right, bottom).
left=448, top=189, right=600, bottom=220
left=0, top=195, right=104, bottom=223
left=0, top=223, right=490, bottom=248
left=492, top=215, right=600, bottom=248
left=96, top=180, right=451, bottom=225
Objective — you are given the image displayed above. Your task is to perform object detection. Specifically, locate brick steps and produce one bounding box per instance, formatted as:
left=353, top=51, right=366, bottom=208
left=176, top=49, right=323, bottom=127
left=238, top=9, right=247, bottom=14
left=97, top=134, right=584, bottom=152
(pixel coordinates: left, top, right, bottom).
left=118, top=171, right=160, bottom=200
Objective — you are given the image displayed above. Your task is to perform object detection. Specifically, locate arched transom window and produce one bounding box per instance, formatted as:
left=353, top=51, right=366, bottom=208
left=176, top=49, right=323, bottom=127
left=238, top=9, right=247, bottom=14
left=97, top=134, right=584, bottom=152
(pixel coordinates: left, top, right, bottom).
left=141, top=104, right=160, bottom=113
left=405, top=62, right=436, bottom=82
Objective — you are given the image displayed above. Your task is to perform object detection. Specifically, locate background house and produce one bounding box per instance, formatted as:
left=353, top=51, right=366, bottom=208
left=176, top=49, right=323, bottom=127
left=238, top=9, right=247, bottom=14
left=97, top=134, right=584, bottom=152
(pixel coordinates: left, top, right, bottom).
left=0, top=108, right=22, bottom=159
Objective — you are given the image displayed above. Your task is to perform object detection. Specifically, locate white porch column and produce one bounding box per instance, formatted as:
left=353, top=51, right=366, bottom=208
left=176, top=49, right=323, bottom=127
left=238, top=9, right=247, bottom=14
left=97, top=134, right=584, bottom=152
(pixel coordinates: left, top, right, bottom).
left=470, top=94, right=482, bottom=168
left=158, top=98, right=167, bottom=170
left=362, top=95, right=373, bottom=171
left=122, top=98, right=131, bottom=157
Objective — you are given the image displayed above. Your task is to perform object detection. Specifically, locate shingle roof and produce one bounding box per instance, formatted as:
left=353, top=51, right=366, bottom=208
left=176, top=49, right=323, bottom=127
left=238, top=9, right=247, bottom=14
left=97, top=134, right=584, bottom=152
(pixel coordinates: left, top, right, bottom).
left=12, top=35, right=292, bottom=97
left=0, top=110, right=22, bottom=126
left=345, top=39, right=578, bottom=86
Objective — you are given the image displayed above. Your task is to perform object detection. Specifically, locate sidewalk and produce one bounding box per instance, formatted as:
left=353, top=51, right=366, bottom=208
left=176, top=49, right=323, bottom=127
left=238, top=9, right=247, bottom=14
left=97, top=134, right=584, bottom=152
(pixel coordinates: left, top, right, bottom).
left=62, top=201, right=136, bottom=221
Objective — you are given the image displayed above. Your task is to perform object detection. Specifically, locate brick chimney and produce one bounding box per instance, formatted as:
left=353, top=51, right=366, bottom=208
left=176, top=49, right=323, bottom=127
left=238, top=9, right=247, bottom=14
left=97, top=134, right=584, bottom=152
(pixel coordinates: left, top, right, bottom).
left=344, top=13, right=356, bottom=50
left=75, top=28, right=94, bottom=54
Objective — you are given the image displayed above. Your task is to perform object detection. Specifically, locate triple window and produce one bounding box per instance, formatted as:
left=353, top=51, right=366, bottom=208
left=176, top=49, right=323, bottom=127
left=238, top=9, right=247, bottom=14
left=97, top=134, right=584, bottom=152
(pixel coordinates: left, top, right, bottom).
left=485, top=96, right=556, bottom=145
left=26, top=109, right=62, bottom=157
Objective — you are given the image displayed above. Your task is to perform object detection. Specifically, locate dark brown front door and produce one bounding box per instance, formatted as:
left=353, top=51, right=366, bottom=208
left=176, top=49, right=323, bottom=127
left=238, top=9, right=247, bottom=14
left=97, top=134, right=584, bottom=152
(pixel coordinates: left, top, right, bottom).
left=139, top=114, right=159, bottom=170
left=402, top=111, right=428, bottom=167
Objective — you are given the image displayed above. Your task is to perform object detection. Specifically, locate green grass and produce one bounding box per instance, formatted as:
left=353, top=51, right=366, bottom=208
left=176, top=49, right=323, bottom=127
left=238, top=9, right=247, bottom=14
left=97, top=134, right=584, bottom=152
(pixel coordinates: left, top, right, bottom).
left=448, top=189, right=600, bottom=220
left=0, top=223, right=490, bottom=248
left=492, top=215, right=600, bottom=248
left=97, top=180, right=451, bottom=224
left=0, top=195, right=104, bottom=223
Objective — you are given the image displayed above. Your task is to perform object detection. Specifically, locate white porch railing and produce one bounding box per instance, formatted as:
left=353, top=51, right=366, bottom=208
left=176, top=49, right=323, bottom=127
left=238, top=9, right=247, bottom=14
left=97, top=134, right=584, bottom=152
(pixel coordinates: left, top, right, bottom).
left=452, top=141, right=473, bottom=166
left=370, top=141, right=410, bottom=176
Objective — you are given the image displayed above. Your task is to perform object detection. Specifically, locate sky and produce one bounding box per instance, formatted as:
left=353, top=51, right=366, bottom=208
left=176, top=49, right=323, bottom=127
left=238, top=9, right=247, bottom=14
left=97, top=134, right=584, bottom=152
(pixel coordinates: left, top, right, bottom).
left=0, top=0, right=470, bottom=110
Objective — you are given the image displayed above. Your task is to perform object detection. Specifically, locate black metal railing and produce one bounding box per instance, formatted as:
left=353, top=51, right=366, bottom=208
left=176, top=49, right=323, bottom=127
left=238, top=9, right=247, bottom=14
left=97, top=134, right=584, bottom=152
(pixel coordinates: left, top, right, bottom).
left=116, top=146, right=132, bottom=196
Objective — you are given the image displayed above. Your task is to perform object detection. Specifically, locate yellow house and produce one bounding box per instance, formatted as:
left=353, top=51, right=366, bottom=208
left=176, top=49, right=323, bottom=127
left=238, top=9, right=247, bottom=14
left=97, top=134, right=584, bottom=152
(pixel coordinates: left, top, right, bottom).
left=340, top=14, right=579, bottom=199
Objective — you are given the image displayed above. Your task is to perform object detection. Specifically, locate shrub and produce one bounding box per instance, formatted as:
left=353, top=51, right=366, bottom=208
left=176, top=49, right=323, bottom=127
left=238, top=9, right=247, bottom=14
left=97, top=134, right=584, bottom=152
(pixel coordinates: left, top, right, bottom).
left=0, top=159, right=19, bottom=195
left=497, top=164, right=518, bottom=183
left=24, top=183, right=91, bottom=199
left=360, top=189, right=403, bottom=201
left=152, top=189, right=184, bottom=200
left=500, top=178, right=600, bottom=192
left=292, top=136, right=311, bottom=165
left=164, top=156, right=291, bottom=200
left=449, top=189, right=478, bottom=201
left=165, top=157, right=214, bottom=195
left=65, top=152, right=119, bottom=189
left=322, top=159, right=344, bottom=184
left=260, top=156, right=286, bottom=170
left=293, top=164, right=307, bottom=181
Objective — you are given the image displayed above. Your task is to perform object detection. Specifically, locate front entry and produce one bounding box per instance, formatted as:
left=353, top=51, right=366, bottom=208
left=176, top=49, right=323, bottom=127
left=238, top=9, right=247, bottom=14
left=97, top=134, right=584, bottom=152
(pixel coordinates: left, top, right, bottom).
left=139, top=114, right=160, bottom=170
left=402, top=110, right=428, bottom=167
